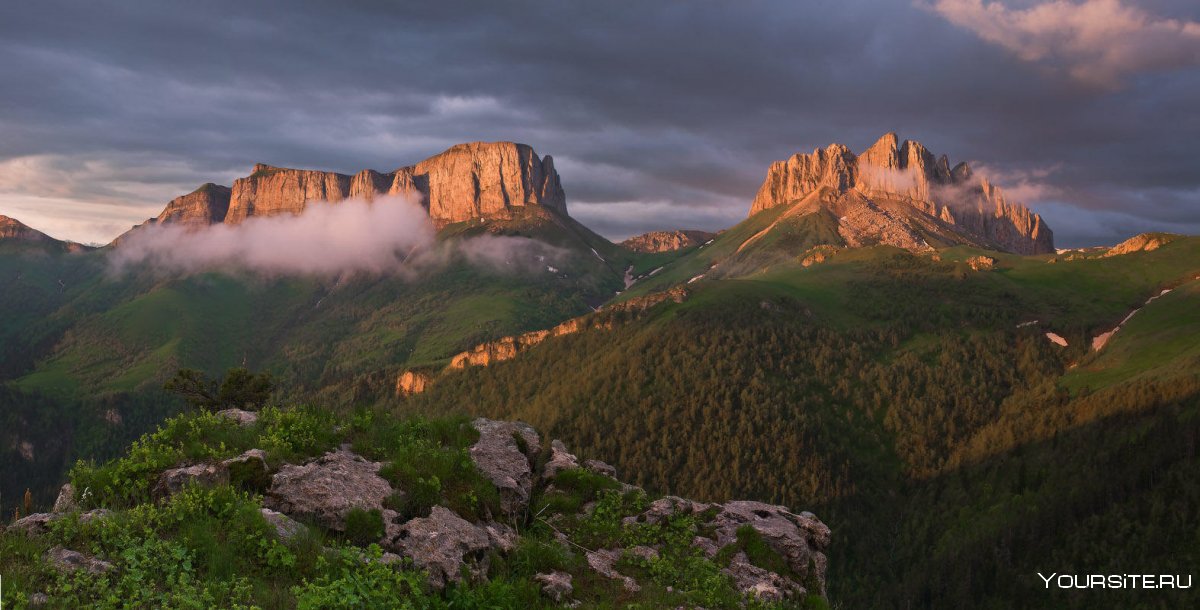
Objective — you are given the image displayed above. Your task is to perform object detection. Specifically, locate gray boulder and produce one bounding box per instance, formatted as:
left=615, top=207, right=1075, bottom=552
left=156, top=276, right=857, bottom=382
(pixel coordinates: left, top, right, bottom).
left=534, top=570, right=574, bottom=603
left=260, top=508, right=306, bottom=542
left=215, top=408, right=259, bottom=426
left=153, top=463, right=230, bottom=500
left=264, top=449, right=393, bottom=531
left=52, top=483, right=76, bottom=513
left=542, top=439, right=580, bottom=480
left=469, top=418, right=540, bottom=519
left=386, top=505, right=494, bottom=589
left=44, top=546, right=114, bottom=575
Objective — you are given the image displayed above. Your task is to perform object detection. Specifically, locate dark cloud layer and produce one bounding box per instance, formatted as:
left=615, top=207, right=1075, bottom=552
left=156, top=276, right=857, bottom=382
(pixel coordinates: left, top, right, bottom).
left=0, top=0, right=1197, bottom=246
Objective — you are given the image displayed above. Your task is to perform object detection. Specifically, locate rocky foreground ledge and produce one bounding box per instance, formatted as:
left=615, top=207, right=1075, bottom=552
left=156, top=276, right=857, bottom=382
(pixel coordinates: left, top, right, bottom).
left=6, top=413, right=829, bottom=608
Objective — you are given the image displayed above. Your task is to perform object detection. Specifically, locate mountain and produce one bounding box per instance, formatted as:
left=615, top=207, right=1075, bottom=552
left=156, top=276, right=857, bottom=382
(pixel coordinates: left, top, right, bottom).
left=620, top=230, right=717, bottom=253
left=124, top=142, right=566, bottom=235
left=750, top=133, right=1054, bottom=254
left=1, top=215, right=55, bottom=242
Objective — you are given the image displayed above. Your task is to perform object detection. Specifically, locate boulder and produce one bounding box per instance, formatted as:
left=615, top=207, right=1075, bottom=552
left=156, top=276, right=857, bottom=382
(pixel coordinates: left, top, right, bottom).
left=215, top=408, right=259, bottom=427
left=223, top=449, right=271, bottom=490
left=52, top=483, right=76, bottom=513
left=584, top=459, right=617, bottom=479
left=9, top=513, right=56, bottom=536
left=710, top=501, right=831, bottom=597
left=543, top=439, right=580, bottom=480
left=264, top=449, right=393, bottom=531
left=469, top=418, right=541, bottom=518
left=44, top=546, right=114, bottom=575
left=260, top=508, right=306, bottom=542
left=534, top=571, right=574, bottom=603
left=387, top=506, right=494, bottom=589
left=586, top=548, right=640, bottom=592
left=152, top=463, right=229, bottom=500
left=723, top=551, right=794, bottom=601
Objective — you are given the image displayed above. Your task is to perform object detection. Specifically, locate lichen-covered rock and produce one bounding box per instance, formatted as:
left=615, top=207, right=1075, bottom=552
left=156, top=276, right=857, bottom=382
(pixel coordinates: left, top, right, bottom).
left=52, top=483, right=76, bottom=513
left=586, top=548, right=640, bottom=592
left=710, top=501, right=831, bottom=597
left=44, top=546, right=114, bottom=575
left=260, top=508, right=306, bottom=542
left=215, top=408, right=259, bottom=427
left=264, top=449, right=393, bottom=531
left=534, top=570, right=574, bottom=602
left=9, top=513, right=56, bottom=536
left=723, top=551, right=794, bottom=601
left=387, top=506, right=494, bottom=589
left=543, top=439, right=580, bottom=480
left=584, top=459, right=617, bottom=479
left=153, top=463, right=230, bottom=500
left=469, top=418, right=541, bottom=518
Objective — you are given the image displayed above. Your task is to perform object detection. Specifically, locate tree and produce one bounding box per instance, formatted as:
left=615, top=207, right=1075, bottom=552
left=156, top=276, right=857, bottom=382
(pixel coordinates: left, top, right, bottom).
left=164, top=367, right=277, bottom=411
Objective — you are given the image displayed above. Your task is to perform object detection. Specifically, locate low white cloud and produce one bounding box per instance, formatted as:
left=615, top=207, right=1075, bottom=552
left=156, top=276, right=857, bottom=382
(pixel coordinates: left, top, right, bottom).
left=109, top=195, right=575, bottom=278
left=924, top=0, right=1200, bottom=87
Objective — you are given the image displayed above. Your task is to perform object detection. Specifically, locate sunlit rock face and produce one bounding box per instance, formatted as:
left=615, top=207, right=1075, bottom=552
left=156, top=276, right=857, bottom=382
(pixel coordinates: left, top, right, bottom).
left=750, top=133, right=1054, bottom=254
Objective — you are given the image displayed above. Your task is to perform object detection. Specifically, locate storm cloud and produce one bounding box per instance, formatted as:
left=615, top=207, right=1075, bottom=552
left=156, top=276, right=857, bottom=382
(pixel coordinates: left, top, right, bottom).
left=0, top=0, right=1197, bottom=247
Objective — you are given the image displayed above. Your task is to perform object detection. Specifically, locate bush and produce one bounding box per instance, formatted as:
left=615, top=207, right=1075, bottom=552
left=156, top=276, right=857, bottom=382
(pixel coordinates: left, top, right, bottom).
left=343, top=508, right=385, bottom=546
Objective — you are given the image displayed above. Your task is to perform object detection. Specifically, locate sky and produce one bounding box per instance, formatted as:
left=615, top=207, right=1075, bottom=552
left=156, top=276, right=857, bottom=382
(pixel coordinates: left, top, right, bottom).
left=0, top=0, right=1197, bottom=247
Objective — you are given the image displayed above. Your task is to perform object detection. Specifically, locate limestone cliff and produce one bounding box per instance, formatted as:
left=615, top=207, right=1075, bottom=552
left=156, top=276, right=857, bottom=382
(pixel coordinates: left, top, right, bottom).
left=620, top=230, right=716, bottom=253
left=213, top=142, right=564, bottom=227
left=155, top=183, right=232, bottom=227
left=749, top=133, right=1054, bottom=254
left=1104, top=232, right=1181, bottom=257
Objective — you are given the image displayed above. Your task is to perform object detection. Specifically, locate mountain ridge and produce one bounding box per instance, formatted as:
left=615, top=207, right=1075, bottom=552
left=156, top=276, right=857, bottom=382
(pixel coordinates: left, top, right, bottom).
left=750, top=133, right=1054, bottom=254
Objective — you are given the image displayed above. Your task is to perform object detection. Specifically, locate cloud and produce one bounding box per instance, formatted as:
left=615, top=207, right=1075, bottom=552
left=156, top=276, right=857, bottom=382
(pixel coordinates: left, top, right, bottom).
left=924, top=0, right=1200, bottom=87
left=109, top=195, right=577, bottom=278
left=111, top=196, right=435, bottom=276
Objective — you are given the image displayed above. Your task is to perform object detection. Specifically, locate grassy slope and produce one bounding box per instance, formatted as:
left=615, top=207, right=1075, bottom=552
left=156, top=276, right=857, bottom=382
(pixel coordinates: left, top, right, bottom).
left=402, top=237, right=1200, bottom=609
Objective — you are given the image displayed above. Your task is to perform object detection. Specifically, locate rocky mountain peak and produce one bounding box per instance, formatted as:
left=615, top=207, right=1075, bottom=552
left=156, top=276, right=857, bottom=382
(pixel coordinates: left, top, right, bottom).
left=620, top=229, right=717, bottom=253
left=145, top=142, right=567, bottom=232
left=749, top=133, right=1055, bottom=254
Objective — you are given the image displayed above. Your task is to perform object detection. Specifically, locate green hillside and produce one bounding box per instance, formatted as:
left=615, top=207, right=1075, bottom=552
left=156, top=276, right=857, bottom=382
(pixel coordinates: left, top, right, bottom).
left=401, top=238, right=1200, bottom=609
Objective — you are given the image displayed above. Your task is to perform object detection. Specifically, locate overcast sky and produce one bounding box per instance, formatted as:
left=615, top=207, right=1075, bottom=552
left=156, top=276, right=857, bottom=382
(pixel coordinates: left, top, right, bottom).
left=0, top=0, right=1197, bottom=246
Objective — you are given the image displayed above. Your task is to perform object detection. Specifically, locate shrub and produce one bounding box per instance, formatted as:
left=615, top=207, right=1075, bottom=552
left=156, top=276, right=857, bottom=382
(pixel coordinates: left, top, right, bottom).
left=343, top=508, right=385, bottom=546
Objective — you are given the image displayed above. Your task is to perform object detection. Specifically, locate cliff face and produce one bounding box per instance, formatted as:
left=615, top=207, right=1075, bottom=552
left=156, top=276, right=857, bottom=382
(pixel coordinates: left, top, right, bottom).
left=750, top=133, right=1054, bottom=254
left=214, top=142, right=565, bottom=227
left=620, top=230, right=716, bottom=253
left=156, top=184, right=232, bottom=227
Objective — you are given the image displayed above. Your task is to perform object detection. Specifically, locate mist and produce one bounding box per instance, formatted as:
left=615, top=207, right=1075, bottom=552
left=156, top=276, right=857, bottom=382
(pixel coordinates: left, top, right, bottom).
left=109, top=196, right=572, bottom=278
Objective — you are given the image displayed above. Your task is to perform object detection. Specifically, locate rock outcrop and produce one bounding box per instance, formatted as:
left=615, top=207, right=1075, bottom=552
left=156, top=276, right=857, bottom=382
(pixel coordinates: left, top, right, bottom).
left=44, top=546, right=114, bottom=575
left=621, top=230, right=716, bottom=253
left=264, top=449, right=394, bottom=531
left=749, top=133, right=1054, bottom=255
left=155, top=183, right=233, bottom=227
left=1104, top=232, right=1181, bottom=257
left=468, top=418, right=540, bottom=519
left=152, top=464, right=230, bottom=500
left=141, top=142, right=568, bottom=230
left=386, top=505, right=495, bottom=588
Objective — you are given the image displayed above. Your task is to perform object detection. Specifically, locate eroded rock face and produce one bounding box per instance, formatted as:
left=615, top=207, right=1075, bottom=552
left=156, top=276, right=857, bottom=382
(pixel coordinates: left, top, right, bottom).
left=1104, top=232, right=1181, bottom=257
left=156, top=183, right=232, bottom=228
left=469, top=419, right=540, bottom=518
left=749, top=133, right=1054, bottom=255
left=152, top=464, right=230, bottom=500
left=624, top=497, right=831, bottom=598
left=967, top=255, right=996, bottom=271
left=264, top=449, right=393, bottom=531
left=386, top=505, right=494, bottom=588
left=621, top=230, right=716, bottom=253
left=543, top=439, right=581, bottom=480
left=184, top=142, right=567, bottom=228
left=395, top=371, right=432, bottom=397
